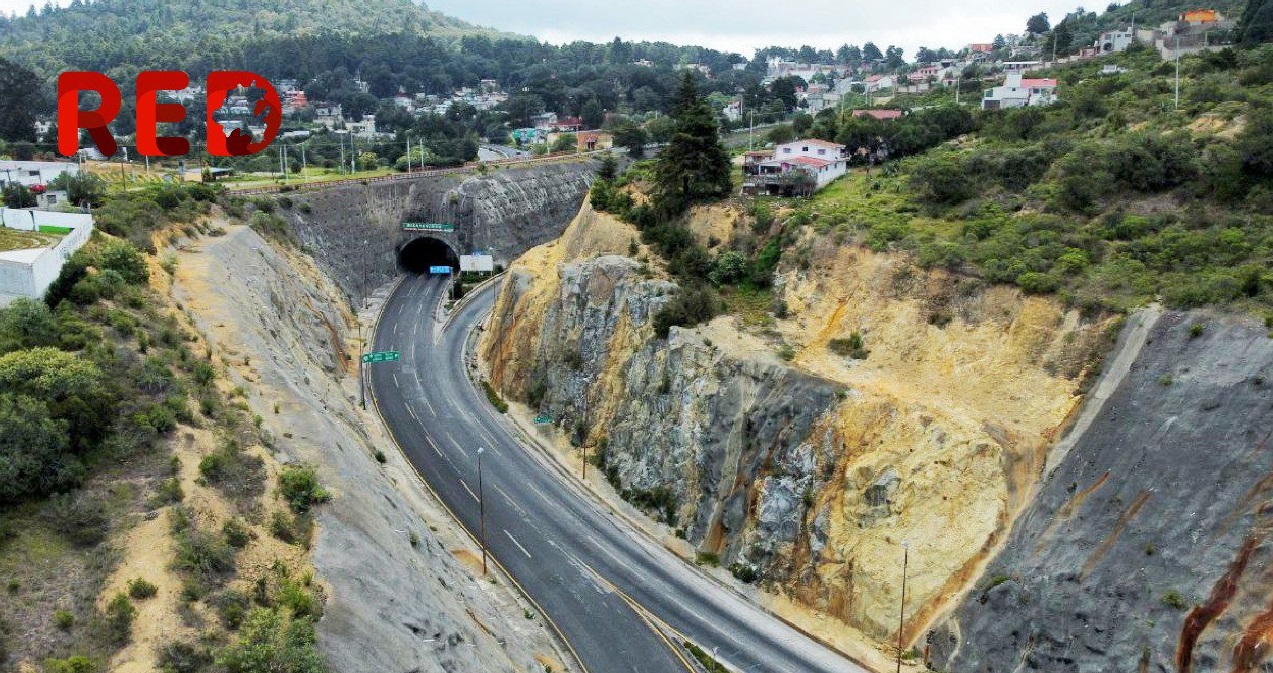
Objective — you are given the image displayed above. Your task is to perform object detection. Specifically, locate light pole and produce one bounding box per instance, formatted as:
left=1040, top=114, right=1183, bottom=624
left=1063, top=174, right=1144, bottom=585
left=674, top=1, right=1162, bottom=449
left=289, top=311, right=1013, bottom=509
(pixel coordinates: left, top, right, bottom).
left=477, top=447, right=488, bottom=576
left=896, top=539, right=910, bottom=673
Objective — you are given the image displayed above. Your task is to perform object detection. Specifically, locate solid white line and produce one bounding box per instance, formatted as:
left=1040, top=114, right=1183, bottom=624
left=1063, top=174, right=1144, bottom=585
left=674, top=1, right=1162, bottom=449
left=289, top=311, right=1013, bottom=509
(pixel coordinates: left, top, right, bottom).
left=528, top=482, right=553, bottom=507
left=445, top=430, right=470, bottom=459
left=460, top=479, right=479, bottom=502
left=504, top=529, right=533, bottom=559
left=493, top=483, right=527, bottom=517
left=392, top=373, right=400, bottom=388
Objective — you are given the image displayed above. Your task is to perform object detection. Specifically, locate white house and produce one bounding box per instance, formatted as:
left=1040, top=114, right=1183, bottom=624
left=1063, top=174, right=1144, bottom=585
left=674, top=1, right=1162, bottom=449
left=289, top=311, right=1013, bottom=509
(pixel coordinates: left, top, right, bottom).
left=0, top=160, right=79, bottom=189
left=743, top=139, right=848, bottom=195
left=982, top=72, right=1058, bottom=110
left=864, top=74, right=896, bottom=93
left=1096, top=28, right=1136, bottom=54
left=0, top=208, right=94, bottom=306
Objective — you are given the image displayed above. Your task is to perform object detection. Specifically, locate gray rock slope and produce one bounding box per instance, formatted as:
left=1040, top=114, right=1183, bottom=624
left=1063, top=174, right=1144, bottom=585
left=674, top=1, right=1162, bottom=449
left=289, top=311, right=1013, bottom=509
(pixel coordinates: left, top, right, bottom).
left=927, top=311, right=1273, bottom=673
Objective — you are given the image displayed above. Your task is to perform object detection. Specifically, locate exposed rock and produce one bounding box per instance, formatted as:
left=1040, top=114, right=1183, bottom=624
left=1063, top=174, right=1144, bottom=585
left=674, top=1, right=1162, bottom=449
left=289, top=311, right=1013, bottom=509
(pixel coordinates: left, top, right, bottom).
left=927, top=312, right=1273, bottom=673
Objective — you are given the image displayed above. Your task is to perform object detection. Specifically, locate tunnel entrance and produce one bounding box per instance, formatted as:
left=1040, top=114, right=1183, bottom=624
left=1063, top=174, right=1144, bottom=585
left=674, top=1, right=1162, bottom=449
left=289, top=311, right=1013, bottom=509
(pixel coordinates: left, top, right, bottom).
left=397, top=236, right=460, bottom=274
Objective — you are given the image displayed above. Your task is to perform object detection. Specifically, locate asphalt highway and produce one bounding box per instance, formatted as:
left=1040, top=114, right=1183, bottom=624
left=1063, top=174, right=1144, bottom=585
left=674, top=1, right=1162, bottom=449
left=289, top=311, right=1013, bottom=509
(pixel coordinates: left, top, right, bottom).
left=370, top=273, right=868, bottom=673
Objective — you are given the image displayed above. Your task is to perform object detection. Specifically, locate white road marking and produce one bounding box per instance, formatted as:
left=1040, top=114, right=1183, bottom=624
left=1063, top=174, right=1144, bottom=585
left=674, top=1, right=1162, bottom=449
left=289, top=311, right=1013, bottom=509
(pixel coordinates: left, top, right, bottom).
left=444, top=430, right=470, bottom=459
left=504, top=529, right=533, bottom=559
left=587, top=535, right=642, bottom=577
left=460, top=479, right=479, bottom=502
left=528, top=482, right=553, bottom=507
left=493, top=483, right=527, bottom=517
left=392, top=373, right=400, bottom=388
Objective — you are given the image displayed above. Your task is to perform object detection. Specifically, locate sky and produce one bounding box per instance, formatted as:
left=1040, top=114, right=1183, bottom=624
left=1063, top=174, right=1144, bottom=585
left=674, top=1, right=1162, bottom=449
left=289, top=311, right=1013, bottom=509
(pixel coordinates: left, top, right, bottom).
left=0, top=0, right=1090, bottom=58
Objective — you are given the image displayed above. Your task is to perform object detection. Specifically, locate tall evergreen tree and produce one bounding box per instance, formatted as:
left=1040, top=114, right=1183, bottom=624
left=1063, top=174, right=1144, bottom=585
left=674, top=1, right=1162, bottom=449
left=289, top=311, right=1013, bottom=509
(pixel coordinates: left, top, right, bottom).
left=0, top=58, right=40, bottom=143
left=654, top=73, right=731, bottom=213
left=1240, top=0, right=1273, bottom=45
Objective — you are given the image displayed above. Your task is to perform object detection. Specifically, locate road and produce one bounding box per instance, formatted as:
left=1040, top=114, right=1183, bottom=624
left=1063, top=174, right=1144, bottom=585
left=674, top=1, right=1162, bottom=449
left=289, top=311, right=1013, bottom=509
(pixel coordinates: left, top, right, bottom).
left=370, top=274, right=867, bottom=673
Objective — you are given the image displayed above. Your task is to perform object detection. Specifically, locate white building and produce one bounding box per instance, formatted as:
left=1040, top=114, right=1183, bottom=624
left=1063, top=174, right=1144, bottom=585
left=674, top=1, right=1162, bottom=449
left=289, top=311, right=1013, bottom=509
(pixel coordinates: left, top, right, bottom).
left=0, top=160, right=79, bottom=189
left=982, top=72, right=1058, bottom=110
left=744, top=139, right=848, bottom=195
left=0, top=209, right=94, bottom=306
left=1096, top=28, right=1136, bottom=54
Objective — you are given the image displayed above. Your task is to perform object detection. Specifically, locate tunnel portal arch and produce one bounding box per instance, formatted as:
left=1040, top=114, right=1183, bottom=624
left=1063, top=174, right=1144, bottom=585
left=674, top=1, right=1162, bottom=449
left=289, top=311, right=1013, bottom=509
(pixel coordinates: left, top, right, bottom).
left=397, top=236, right=460, bottom=274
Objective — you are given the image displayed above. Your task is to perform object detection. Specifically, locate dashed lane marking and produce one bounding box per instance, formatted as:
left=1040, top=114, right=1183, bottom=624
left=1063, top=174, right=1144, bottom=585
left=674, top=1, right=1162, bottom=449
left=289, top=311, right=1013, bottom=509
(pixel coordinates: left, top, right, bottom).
left=504, top=529, right=533, bottom=559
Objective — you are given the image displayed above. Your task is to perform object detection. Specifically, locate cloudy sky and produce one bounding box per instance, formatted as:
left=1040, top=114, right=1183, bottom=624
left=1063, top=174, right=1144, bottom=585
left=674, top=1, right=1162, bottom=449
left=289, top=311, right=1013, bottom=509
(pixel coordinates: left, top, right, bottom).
left=0, top=0, right=1090, bottom=57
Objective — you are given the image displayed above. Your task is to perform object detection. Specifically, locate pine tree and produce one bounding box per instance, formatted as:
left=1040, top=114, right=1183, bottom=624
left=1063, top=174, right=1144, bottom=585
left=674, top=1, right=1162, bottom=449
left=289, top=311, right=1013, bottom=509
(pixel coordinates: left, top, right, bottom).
left=1240, top=0, right=1273, bottom=45
left=654, top=73, right=731, bottom=214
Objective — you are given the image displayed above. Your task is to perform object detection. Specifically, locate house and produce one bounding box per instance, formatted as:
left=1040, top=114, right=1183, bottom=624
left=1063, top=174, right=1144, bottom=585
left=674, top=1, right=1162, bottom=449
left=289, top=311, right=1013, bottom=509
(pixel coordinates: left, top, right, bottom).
left=1003, top=61, right=1042, bottom=73
left=1101, top=64, right=1130, bottom=75
left=852, top=109, right=904, bottom=121
left=982, top=72, right=1058, bottom=110
left=968, top=43, right=996, bottom=54
left=0, top=161, right=78, bottom=190
left=722, top=100, right=742, bottom=122
left=743, top=139, right=848, bottom=196
left=576, top=131, right=612, bottom=152
left=910, top=65, right=943, bottom=82
left=284, top=89, right=308, bottom=111
left=0, top=208, right=94, bottom=306
left=1095, top=27, right=1136, bottom=54
left=864, top=74, right=895, bottom=92
left=1181, top=9, right=1221, bottom=25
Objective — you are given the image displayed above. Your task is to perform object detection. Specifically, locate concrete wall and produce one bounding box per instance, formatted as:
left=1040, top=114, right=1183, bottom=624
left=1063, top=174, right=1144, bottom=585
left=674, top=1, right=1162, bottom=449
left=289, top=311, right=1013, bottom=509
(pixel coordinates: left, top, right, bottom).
left=281, top=159, right=596, bottom=302
left=0, top=209, right=94, bottom=306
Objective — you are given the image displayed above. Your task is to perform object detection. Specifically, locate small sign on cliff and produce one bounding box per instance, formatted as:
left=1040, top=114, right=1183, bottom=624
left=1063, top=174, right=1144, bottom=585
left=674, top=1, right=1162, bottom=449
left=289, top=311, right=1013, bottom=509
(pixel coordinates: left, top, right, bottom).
left=402, top=222, right=455, bottom=232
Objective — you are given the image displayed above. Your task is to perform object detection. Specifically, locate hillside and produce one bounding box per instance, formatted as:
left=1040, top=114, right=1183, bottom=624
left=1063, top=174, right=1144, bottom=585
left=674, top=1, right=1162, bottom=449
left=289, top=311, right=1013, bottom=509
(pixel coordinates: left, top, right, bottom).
left=0, top=0, right=523, bottom=81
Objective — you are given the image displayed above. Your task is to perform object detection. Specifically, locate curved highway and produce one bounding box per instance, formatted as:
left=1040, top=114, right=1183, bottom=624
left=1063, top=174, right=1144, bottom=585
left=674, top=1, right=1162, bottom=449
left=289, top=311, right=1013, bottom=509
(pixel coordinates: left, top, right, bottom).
left=370, top=274, right=867, bottom=673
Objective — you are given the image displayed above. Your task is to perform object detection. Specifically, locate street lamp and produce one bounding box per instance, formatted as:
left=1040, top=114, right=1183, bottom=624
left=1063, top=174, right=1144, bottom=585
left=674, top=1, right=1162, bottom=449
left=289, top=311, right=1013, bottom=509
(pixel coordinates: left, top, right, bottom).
left=896, top=539, right=910, bottom=673
left=477, top=447, right=487, bottom=576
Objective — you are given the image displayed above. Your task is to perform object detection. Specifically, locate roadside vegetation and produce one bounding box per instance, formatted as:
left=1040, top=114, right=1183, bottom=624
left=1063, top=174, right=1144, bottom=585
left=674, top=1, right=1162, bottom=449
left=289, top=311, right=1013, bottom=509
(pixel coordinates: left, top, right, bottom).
left=0, top=183, right=330, bottom=672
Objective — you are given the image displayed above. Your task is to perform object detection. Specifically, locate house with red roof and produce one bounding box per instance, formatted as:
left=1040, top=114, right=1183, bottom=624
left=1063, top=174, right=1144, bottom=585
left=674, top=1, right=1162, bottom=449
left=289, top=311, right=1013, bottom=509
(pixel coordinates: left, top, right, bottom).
left=742, top=139, right=848, bottom=196
left=982, top=72, right=1059, bottom=110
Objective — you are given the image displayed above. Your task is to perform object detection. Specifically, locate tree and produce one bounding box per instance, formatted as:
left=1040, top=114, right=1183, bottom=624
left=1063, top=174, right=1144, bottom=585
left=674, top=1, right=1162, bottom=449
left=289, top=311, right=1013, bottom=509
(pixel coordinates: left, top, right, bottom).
left=49, top=172, right=107, bottom=208
left=551, top=133, right=577, bottom=153
left=608, top=36, right=633, bottom=65
left=596, top=153, right=618, bottom=182
left=0, top=393, right=74, bottom=503
left=1027, top=12, right=1051, bottom=35
left=993, top=34, right=1007, bottom=50
left=885, top=46, right=906, bottom=69
left=2, top=184, right=36, bottom=209
left=581, top=99, right=605, bottom=130
left=653, top=73, right=732, bottom=213
left=837, top=44, right=863, bottom=69
left=612, top=122, right=648, bottom=158
left=915, top=47, right=939, bottom=64
left=770, top=77, right=800, bottom=110
left=863, top=42, right=884, bottom=63
left=1240, top=0, right=1273, bottom=44
left=0, top=298, right=58, bottom=353
left=0, top=58, right=40, bottom=143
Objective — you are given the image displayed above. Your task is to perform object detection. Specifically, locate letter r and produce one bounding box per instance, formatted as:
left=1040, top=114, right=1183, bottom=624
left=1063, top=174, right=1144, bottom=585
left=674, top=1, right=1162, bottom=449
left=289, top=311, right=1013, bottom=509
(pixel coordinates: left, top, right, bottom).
left=57, top=72, right=121, bottom=157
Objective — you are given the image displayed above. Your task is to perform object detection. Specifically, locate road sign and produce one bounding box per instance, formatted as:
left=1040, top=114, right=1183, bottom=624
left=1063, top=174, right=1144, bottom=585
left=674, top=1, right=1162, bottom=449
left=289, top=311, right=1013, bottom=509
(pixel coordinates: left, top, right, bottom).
left=429, top=265, right=452, bottom=275
left=402, top=222, right=455, bottom=232
left=533, top=414, right=552, bottom=425
left=361, top=351, right=400, bottom=364
left=460, top=254, right=494, bottom=273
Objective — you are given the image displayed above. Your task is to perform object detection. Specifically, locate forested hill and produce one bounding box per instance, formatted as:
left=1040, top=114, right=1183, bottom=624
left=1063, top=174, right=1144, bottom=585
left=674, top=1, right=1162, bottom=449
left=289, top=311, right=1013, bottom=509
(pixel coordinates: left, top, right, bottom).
left=0, top=0, right=524, bottom=78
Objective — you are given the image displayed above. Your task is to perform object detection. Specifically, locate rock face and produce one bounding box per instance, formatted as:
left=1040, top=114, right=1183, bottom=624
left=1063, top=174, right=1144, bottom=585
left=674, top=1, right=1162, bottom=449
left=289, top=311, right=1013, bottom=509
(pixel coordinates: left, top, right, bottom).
left=927, top=312, right=1273, bottom=673
left=176, top=224, right=567, bottom=673
left=481, top=202, right=1117, bottom=647
left=282, top=161, right=596, bottom=302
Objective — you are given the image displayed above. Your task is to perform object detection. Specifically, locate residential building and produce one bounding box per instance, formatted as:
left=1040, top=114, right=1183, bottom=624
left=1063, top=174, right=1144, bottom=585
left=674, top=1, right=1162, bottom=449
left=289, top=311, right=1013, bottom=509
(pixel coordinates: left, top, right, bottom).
left=722, top=100, right=742, bottom=122
left=1003, top=61, right=1042, bottom=73
left=982, top=72, right=1058, bottom=110
left=1095, top=28, right=1136, bottom=54
left=743, top=139, right=848, bottom=196
left=0, top=208, right=94, bottom=306
left=864, top=74, right=895, bottom=92
left=0, top=161, right=78, bottom=189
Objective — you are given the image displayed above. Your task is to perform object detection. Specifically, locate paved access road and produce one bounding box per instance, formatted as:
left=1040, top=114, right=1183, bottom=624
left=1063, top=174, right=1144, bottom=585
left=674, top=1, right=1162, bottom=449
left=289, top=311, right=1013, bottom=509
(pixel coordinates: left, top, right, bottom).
left=370, top=274, right=867, bottom=673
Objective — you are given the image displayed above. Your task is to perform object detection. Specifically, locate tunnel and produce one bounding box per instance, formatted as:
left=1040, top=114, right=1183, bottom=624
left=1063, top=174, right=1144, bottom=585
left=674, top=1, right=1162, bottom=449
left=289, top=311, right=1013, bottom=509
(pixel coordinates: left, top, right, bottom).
left=397, top=236, right=460, bottom=274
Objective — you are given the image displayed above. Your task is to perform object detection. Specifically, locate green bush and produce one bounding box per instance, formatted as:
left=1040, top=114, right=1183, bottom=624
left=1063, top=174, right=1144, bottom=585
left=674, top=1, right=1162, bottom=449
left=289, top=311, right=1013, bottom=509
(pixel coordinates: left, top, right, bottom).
left=152, top=477, right=184, bottom=506
left=828, top=332, right=869, bottom=359
left=653, top=287, right=720, bottom=338
left=222, top=518, right=251, bottom=548
left=128, top=578, right=159, bottom=600
left=481, top=380, right=509, bottom=413
left=103, top=592, right=137, bottom=644
left=156, top=640, right=214, bottom=673
left=174, top=529, right=237, bottom=579
left=45, top=656, right=96, bottom=673
left=1162, top=590, right=1189, bottom=610
left=277, top=465, right=330, bottom=513
left=53, top=609, right=75, bottom=629
left=211, top=589, right=251, bottom=630
left=216, top=608, right=327, bottom=673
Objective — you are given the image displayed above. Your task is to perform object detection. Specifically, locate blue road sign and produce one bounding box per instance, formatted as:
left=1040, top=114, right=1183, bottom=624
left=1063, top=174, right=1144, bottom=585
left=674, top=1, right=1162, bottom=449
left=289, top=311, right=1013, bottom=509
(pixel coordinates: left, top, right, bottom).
left=429, top=265, right=452, bottom=275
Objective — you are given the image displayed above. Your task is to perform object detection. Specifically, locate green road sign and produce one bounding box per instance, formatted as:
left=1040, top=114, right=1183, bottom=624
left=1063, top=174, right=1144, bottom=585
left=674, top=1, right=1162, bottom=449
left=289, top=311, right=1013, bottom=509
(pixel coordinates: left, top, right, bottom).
left=402, top=222, right=455, bottom=232
left=362, top=351, right=400, bottom=364
left=533, top=414, right=552, bottom=425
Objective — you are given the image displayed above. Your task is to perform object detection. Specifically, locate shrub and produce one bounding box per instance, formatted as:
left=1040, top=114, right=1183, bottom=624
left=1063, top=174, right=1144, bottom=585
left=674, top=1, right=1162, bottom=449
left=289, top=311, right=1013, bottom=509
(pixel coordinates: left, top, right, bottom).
left=277, top=465, right=330, bottom=513
left=1189, top=322, right=1206, bottom=338
left=1162, top=590, right=1189, bottom=610
left=481, top=381, right=509, bottom=413
left=45, top=493, right=109, bottom=547
left=216, top=608, right=327, bottom=673
left=128, top=578, right=159, bottom=600
left=728, top=563, right=759, bottom=583
left=222, top=518, right=251, bottom=548
left=373, top=450, right=387, bottom=464
left=174, top=529, right=236, bottom=579
left=211, top=589, right=251, bottom=630
left=152, top=477, right=184, bottom=506
left=53, top=609, right=75, bottom=629
left=156, top=640, right=214, bottom=673
left=269, top=511, right=312, bottom=547
left=695, top=551, right=720, bottom=567
left=103, top=592, right=137, bottom=644
left=653, top=287, right=720, bottom=338
left=828, top=332, right=869, bottom=359
left=44, top=657, right=96, bottom=673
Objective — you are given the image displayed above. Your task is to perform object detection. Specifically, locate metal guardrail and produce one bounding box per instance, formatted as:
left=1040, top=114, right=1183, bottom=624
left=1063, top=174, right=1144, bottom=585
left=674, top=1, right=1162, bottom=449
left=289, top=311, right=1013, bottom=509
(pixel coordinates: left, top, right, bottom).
left=225, top=150, right=605, bottom=197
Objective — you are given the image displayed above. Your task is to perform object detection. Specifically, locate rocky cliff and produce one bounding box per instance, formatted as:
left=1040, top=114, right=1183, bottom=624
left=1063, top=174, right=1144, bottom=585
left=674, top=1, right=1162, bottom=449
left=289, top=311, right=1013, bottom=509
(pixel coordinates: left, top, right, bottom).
left=282, top=161, right=596, bottom=303
left=926, top=311, right=1273, bottom=673
left=480, top=201, right=1118, bottom=652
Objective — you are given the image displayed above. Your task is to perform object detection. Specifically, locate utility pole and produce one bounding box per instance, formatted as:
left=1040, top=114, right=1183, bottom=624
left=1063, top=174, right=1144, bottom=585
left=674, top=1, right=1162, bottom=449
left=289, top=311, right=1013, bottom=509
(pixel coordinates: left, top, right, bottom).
left=405, top=135, right=412, bottom=173
left=300, top=142, right=307, bottom=181
left=1175, top=36, right=1181, bottom=110
left=477, top=447, right=488, bottom=576
left=358, top=322, right=366, bottom=410
left=895, top=540, right=910, bottom=673
left=339, top=135, right=346, bottom=176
